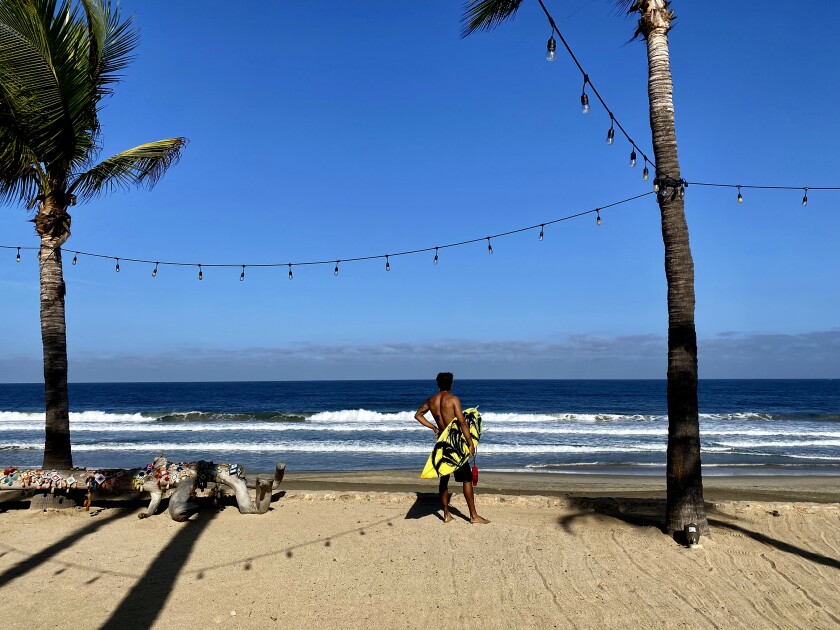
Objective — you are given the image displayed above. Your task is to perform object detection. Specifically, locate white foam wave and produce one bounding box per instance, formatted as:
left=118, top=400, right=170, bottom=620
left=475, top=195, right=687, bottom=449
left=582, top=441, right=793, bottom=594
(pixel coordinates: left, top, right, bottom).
left=0, top=441, right=667, bottom=455
left=704, top=429, right=840, bottom=438
left=3, top=417, right=839, bottom=443
left=0, top=411, right=156, bottom=424
left=307, top=410, right=417, bottom=424
left=700, top=412, right=775, bottom=421
left=1, top=422, right=431, bottom=434
left=294, top=410, right=669, bottom=425
left=711, top=440, right=840, bottom=448
left=0, top=408, right=820, bottom=429
left=778, top=454, right=840, bottom=461
left=525, top=462, right=663, bottom=469
left=6, top=419, right=839, bottom=445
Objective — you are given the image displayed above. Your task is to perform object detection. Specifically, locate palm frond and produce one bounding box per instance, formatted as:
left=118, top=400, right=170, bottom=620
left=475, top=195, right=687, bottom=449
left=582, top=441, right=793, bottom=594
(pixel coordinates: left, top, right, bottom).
left=0, top=6, right=69, bottom=160
left=461, top=0, right=526, bottom=37
left=613, top=0, right=640, bottom=13
left=0, top=0, right=143, bottom=188
left=0, top=145, right=42, bottom=206
left=0, top=0, right=97, bottom=173
left=68, top=137, right=188, bottom=200
left=81, top=0, right=138, bottom=93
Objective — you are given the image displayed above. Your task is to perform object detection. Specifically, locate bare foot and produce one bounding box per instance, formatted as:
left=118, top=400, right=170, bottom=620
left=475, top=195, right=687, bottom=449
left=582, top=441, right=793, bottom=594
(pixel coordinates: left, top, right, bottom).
left=470, top=515, right=490, bottom=524
left=443, top=513, right=454, bottom=523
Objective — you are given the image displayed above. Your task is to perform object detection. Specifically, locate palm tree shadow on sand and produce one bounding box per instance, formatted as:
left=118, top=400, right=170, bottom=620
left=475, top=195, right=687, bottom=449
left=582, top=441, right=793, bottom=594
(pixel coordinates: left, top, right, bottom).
left=404, top=492, right=470, bottom=522
left=99, top=501, right=220, bottom=630
left=0, top=507, right=135, bottom=588
left=558, top=497, right=666, bottom=534
left=557, top=497, right=840, bottom=569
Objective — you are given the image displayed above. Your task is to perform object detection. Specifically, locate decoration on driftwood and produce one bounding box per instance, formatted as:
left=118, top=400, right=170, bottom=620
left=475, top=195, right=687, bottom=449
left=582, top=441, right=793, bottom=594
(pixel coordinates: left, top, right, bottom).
left=0, top=456, right=285, bottom=522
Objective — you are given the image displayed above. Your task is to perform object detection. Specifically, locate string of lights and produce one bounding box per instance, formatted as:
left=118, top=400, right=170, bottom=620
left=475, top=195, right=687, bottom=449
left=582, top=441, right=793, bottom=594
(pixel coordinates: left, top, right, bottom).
left=0, top=191, right=653, bottom=279
left=4, top=4, right=839, bottom=282
left=537, top=0, right=656, bottom=181
left=683, top=181, right=840, bottom=206
left=536, top=0, right=840, bottom=200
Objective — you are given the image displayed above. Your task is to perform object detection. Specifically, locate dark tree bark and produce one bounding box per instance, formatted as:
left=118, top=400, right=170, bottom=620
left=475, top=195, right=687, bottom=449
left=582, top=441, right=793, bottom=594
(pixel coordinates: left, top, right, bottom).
left=642, top=4, right=708, bottom=536
left=38, top=196, right=72, bottom=469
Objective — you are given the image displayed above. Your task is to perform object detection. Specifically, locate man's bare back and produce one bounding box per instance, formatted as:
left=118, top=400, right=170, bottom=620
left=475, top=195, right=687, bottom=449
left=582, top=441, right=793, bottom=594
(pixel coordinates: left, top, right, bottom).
left=426, top=391, right=462, bottom=435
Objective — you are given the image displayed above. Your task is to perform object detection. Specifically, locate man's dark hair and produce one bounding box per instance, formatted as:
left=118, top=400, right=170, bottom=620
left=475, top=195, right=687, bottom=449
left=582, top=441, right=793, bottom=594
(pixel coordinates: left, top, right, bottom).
left=436, top=372, right=453, bottom=391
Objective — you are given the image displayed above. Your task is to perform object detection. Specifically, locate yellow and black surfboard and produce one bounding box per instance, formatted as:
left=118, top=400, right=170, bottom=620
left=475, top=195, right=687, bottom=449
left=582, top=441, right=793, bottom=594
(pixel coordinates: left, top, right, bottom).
left=420, top=407, right=482, bottom=478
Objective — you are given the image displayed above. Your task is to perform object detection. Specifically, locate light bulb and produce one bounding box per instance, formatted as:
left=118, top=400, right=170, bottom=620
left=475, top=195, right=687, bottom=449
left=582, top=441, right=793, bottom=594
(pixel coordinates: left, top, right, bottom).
left=643, top=165, right=649, bottom=181
left=115, top=258, right=120, bottom=273
left=487, top=238, right=493, bottom=255
left=152, top=263, right=158, bottom=278
left=72, top=254, right=77, bottom=265
left=198, top=265, right=203, bottom=280
left=737, top=187, right=743, bottom=204
left=240, top=265, right=245, bottom=281
left=334, top=261, right=339, bottom=277
left=606, top=126, right=614, bottom=145
left=433, top=247, right=438, bottom=265
left=653, top=180, right=660, bottom=193
left=288, top=264, right=293, bottom=280
left=596, top=211, right=601, bottom=226
left=385, top=255, right=390, bottom=272
left=546, top=36, right=556, bottom=62
left=16, top=248, right=20, bottom=262
left=802, top=189, right=808, bottom=207
left=581, top=92, right=590, bottom=114
left=539, top=225, right=544, bottom=241
left=630, top=150, right=637, bottom=168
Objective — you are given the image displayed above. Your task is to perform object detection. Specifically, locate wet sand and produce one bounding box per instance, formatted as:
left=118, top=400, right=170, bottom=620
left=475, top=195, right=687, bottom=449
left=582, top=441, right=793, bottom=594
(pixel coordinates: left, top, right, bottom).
left=283, top=469, right=840, bottom=503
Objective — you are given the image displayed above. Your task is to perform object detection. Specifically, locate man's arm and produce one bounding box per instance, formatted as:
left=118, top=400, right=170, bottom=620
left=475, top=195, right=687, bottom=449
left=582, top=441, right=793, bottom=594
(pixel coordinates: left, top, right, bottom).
left=452, top=396, right=475, bottom=456
left=414, top=399, right=439, bottom=436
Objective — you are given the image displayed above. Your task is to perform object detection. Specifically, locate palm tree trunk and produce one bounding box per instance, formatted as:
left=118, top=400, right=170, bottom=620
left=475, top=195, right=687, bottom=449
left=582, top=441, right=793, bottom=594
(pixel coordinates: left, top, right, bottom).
left=643, top=5, right=707, bottom=536
left=38, top=198, right=72, bottom=469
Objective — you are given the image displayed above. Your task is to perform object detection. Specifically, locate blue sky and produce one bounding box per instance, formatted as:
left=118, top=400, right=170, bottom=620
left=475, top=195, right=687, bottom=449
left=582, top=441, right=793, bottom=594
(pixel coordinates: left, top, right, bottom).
left=1, top=1, right=838, bottom=381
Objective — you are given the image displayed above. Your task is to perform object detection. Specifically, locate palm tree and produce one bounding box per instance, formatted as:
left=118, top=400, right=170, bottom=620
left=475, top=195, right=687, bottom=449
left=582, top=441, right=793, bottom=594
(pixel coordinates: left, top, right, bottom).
left=0, top=0, right=186, bottom=469
left=462, top=0, right=707, bottom=536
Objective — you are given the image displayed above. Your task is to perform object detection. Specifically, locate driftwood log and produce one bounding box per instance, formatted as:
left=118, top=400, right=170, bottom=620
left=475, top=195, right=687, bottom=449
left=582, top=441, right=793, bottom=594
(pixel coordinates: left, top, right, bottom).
left=0, top=457, right=285, bottom=521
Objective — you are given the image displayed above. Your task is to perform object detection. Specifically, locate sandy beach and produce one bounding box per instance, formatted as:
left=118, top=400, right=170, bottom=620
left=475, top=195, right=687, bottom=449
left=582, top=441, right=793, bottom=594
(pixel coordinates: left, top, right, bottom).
left=1, top=472, right=838, bottom=630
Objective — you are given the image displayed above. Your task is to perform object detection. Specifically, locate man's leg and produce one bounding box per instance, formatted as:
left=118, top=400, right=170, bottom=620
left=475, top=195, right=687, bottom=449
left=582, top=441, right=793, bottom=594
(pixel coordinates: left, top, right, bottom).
left=439, top=475, right=453, bottom=523
left=462, top=482, right=490, bottom=524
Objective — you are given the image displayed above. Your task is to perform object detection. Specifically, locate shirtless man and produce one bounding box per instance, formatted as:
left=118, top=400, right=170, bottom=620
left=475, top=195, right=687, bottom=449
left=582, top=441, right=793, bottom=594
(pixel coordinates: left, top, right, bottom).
left=414, top=372, right=489, bottom=524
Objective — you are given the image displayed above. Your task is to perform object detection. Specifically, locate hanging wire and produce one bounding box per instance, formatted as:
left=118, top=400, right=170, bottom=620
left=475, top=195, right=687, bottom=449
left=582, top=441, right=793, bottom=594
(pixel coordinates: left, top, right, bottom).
left=536, top=0, right=840, bottom=195
left=686, top=181, right=840, bottom=192
left=0, top=191, right=654, bottom=276
left=536, top=0, right=654, bottom=173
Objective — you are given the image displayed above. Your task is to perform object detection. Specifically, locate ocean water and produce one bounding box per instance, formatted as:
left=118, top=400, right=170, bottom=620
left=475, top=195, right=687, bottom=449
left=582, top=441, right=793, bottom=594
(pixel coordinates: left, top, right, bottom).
left=1, top=380, right=838, bottom=475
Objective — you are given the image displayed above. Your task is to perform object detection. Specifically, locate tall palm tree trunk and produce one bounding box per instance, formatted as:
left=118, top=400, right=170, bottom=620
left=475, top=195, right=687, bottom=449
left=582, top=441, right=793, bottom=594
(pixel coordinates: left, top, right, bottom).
left=38, top=197, right=72, bottom=469
left=643, top=5, right=707, bottom=536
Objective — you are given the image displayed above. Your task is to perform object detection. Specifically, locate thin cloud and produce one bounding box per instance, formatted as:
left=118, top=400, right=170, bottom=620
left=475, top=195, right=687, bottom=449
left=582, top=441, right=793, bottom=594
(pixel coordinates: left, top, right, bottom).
left=1, top=331, right=837, bottom=382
